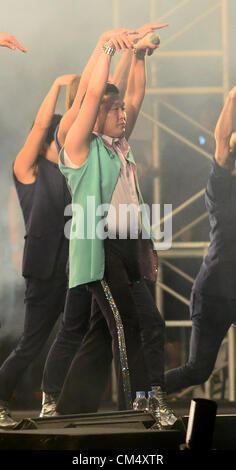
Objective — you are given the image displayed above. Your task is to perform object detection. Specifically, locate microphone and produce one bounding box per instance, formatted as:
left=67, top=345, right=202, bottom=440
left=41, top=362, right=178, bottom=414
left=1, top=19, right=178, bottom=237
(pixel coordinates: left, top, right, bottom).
left=145, top=32, right=161, bottom=46
left=132, top=32, right=161, bottom=46
left=132, top=32, right=161, bottom=57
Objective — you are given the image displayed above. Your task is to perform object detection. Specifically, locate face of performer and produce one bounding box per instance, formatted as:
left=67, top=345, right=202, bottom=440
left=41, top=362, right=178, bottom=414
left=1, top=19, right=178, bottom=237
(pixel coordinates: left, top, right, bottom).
left=94, top=93, right=126, bottom=138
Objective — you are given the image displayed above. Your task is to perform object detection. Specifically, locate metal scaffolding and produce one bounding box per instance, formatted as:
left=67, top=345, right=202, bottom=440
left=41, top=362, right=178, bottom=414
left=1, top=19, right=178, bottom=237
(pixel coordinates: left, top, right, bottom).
left=151, top=0, right=235, bottom=401
left=112, top=0, right=235, bottom=401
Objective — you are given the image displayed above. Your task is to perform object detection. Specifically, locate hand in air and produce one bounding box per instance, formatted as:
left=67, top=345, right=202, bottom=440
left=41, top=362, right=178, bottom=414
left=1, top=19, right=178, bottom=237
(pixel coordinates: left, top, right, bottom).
left=132, top=22, right=169, bottom=42
left=107, top=31, right=135, bottom=51
left=55, top=74, right=78, bottom=87
left=101, top=28, right=136, bottom=43
left=0, top=33, right=27, bottom=52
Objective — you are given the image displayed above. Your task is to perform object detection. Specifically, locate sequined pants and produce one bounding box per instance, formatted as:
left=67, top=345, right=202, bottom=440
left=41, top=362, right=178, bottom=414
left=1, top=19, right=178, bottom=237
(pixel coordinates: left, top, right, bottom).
left=56, top=240, right=165, bottom=414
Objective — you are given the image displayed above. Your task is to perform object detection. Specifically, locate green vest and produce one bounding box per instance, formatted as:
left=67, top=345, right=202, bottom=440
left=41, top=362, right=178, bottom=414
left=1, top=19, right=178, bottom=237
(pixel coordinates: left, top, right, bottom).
left=59, top=134, right=152, bottom=288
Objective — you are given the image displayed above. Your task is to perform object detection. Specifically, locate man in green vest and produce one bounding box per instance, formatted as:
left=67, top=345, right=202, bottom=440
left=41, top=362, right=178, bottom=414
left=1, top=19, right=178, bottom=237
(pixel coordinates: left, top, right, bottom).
left=55, top=25, right=177, bottom=428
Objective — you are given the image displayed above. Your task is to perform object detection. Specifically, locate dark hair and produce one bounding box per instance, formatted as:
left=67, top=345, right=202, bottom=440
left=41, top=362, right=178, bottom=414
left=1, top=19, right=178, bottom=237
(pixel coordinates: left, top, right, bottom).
left=45, top=114, right=62, bottom=145
left=80, top=82, right=119, bottom=109
left=31, top=113, right=62, bottom=146
left=104, top=82, right=119, bottom=95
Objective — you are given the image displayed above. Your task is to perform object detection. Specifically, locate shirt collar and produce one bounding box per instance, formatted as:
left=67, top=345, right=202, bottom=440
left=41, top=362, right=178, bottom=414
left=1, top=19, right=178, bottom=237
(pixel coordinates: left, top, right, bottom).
left=95, top=132, right=130, bottom=157
left=93, top=132, right=135, bottom=166
left=94, top=132, right=122, bottom=147
left=100, top=134, right=114, bottom=147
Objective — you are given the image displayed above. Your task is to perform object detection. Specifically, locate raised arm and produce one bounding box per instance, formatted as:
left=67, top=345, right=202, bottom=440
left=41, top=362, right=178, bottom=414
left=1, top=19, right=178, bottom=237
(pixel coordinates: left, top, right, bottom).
left=214, top=87, right=236, bottom=167
left=105, top=25, right=169, bottom=110
left=0, top=32, right=27, bottom=52
left=57, top=28, right=133, bottom=148
left=112, top=50, right=133, bottom=99
left=64, top=33, right=134, bottom=167
left=124, top=23, right=169, bottom=140
left=14, top=74, right=75, bottom=184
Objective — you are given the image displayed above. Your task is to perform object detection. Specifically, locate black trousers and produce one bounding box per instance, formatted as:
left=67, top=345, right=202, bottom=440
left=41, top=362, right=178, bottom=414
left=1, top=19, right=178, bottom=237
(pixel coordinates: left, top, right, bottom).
left=0, top=274, right=67, bottom=404
left=42, top=285, right=92, bottom=397
left=56, top=240, right=165, bottom=414
left=165, top=291, right=236, bottom=393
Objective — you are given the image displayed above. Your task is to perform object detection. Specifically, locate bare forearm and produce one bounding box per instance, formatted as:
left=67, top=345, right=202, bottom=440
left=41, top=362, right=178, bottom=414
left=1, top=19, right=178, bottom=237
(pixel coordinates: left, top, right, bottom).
left=58, top=36, right=109, bottom=146
left=64, top=52, right=112, bottom=165
left=85, top=52, right=111, bottom=105
left=124, top=54, right=146, bottom=139
left=126, top=53, right=146, bottom=103
left=80, top=29, right=131, bottom=97
left=214, top=88, right=236, bottom=166
left=14, top=80, right=62, bottom=181
left=132, top=54, right=146, bottom=105
left=215, top=93, right=235, bottom=142
left=112, top=50, right=133, bottom=99
left=34, top=80, right=61, bottom=129
left=70, top=41, right=103, bottom=112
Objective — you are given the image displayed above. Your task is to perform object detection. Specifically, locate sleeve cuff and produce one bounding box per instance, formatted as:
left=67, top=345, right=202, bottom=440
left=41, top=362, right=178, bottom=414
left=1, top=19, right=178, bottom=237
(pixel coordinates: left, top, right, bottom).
left=212, top=157, right=234, bottom=176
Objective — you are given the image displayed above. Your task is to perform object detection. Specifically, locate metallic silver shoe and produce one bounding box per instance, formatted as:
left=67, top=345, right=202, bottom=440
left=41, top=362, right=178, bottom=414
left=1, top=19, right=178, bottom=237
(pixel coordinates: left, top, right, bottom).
left=0, top=405, right=19, bottom=429
left=39, top=392, right=57, bottom=418
left=152, top=386, right=178, bottom=427
left=149, top=404, right=163, bottom=431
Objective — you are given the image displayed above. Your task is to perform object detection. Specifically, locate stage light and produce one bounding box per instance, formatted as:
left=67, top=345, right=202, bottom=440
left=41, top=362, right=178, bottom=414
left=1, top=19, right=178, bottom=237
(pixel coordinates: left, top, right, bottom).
left=199, top=136, right=206, bottom=146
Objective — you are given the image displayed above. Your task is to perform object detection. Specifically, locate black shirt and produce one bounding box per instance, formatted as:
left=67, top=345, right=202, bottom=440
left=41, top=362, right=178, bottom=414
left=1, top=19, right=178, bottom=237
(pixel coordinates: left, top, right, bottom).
left=13, top=156, right=71, bottom=279
left=193, top=158, right=236, bottom=298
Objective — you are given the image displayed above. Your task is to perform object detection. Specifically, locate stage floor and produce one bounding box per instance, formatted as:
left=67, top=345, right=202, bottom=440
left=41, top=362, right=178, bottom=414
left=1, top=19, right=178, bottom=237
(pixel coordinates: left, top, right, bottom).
left=0, top=400, right=236, bottom=453
left=9, top=398, right=236, bottom=421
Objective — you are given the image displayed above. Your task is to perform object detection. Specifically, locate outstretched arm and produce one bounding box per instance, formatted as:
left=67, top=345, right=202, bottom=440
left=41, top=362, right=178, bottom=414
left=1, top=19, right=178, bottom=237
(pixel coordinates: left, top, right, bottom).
left=214, top=87, right=236, bottom=167
left=124, top=23, right=169, bottom=140
left=14, top=74, right=75, bottom=184
left=64, top=33, right=134, bottom=167
left=0, top=32, right=27, bottom=52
